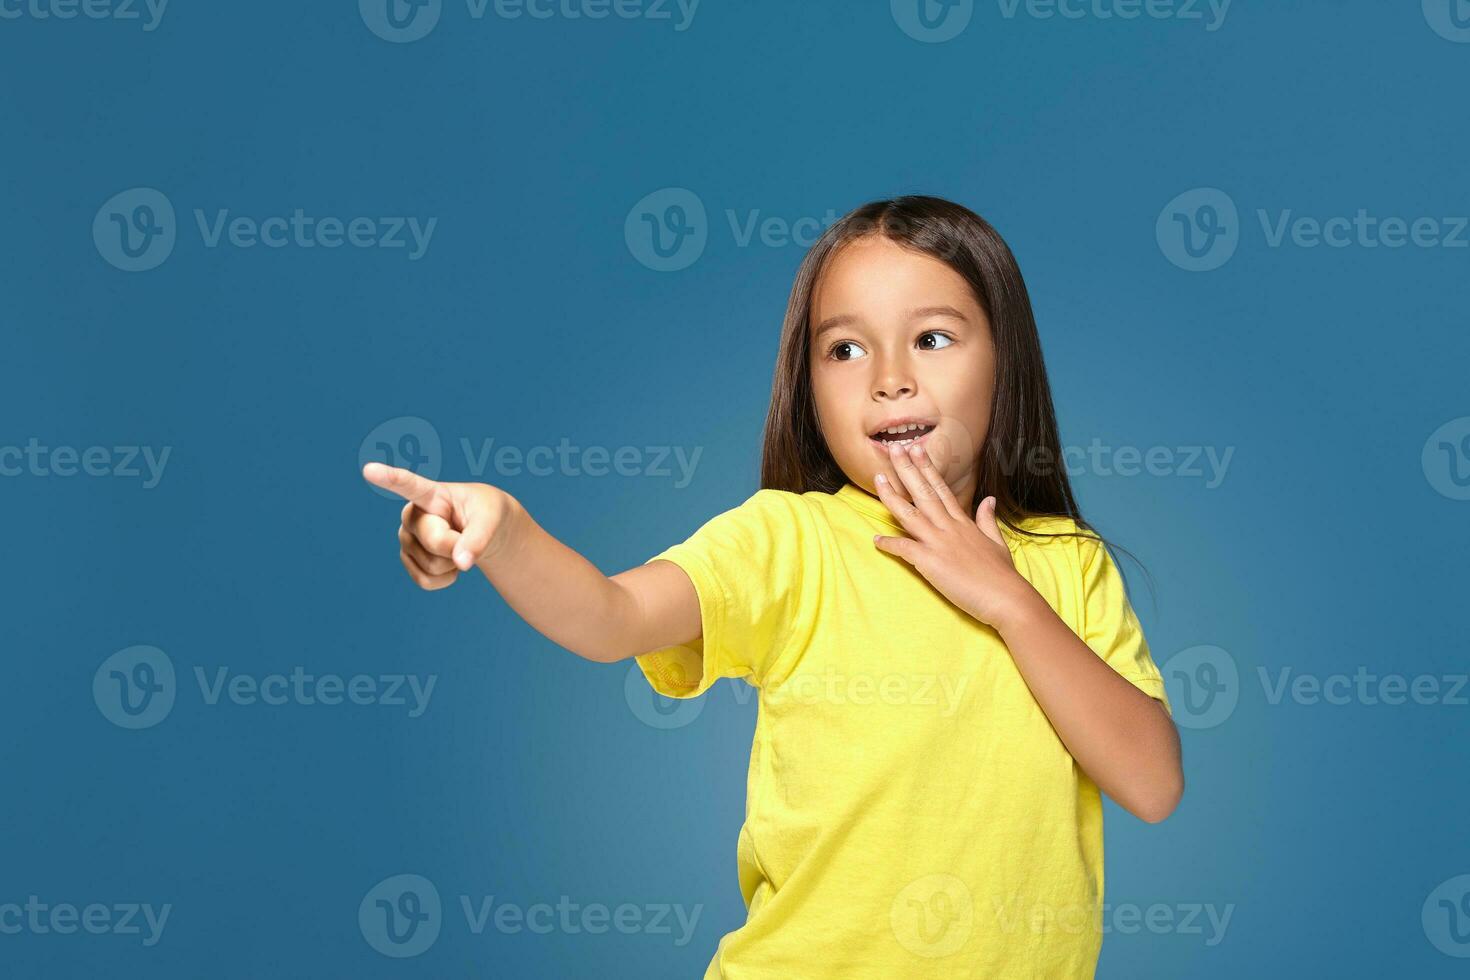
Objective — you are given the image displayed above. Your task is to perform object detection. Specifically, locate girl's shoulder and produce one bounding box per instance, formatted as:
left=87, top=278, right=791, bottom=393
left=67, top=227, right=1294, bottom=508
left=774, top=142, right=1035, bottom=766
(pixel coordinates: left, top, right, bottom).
left=1002, top=513, right=1104, bottom=558
left=1006, top=513, right=1087, bottom=536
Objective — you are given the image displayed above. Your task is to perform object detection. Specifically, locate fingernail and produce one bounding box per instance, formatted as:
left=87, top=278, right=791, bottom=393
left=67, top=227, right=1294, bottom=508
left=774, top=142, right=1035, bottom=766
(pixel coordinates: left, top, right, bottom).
left=876, top=474, right=886, bottom=485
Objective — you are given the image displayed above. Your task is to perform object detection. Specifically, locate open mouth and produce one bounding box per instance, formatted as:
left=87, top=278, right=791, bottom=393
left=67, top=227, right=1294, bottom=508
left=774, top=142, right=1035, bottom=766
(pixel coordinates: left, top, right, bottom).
left=868, top=421, right=937, bottom=448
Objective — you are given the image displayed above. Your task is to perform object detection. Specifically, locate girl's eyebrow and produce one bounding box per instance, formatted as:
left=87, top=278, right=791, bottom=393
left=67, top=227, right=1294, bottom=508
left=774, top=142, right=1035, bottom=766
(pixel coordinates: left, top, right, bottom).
left=812, top=305, right=970, bottom=340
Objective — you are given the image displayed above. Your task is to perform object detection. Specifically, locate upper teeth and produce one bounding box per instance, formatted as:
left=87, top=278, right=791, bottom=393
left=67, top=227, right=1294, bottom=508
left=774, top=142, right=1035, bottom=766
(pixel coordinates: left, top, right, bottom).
left=880, top=423, right=927, bottom=435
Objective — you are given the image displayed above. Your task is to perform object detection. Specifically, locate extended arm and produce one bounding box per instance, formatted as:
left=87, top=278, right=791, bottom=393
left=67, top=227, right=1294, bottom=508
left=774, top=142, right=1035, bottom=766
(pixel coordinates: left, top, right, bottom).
left=484, top=497, right=703, bottom=663
left=363, top=462, right=701, bottom=664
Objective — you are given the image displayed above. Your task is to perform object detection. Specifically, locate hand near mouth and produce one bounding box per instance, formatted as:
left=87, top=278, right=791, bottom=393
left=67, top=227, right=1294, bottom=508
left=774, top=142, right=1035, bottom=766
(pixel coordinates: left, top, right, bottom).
left=871, top=441, right=1041, bottom=631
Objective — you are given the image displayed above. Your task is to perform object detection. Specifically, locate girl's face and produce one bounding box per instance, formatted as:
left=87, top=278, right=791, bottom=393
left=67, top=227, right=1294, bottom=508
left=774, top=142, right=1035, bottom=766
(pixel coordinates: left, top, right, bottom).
left=808, top=234, right=996, bottom=517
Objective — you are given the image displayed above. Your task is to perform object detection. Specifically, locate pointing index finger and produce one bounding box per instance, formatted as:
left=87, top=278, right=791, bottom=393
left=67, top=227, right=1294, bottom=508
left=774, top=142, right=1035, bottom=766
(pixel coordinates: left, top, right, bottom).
left=362, top=462, right=445, bottom=513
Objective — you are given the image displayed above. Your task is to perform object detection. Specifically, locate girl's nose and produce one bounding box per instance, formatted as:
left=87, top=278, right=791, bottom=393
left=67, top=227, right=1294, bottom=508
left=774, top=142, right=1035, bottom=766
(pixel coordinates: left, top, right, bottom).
left=873, top=368, right=915, bottom=399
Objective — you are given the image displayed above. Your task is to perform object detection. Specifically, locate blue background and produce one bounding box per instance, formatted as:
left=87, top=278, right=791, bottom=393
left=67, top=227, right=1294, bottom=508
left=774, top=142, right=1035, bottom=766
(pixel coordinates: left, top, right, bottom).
left=3, top=0, right=1468, bottom=976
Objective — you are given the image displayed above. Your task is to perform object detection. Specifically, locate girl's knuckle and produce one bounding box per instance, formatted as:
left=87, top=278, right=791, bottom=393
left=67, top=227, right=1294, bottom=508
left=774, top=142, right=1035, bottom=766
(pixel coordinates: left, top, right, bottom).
left=399, top=554, right=426, bottom=587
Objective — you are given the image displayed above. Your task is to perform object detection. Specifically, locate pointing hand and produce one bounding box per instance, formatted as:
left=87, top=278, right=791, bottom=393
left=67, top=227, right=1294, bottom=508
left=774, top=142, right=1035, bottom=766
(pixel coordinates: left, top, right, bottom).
left=361, top=463, right=518, bottom=589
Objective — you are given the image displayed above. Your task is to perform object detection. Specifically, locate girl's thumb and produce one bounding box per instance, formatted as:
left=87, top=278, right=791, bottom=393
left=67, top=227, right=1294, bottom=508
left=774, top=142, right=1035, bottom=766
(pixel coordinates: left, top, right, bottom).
left=975, top=495, right=1005, bottom=546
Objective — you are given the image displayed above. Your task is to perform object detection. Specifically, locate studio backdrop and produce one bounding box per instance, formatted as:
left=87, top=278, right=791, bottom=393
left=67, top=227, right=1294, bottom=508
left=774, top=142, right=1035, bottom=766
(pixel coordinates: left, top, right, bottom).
left=3, top=2, right=1467, bottom=977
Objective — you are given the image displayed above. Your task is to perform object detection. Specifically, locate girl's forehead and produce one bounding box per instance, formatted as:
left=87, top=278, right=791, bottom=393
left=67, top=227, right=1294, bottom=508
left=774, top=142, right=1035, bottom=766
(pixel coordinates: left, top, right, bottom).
left=811, top=241, right=980, bottom=327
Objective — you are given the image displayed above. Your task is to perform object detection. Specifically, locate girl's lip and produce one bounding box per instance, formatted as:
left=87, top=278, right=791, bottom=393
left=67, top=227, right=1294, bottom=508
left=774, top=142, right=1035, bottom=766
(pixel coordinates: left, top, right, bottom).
left=868, top=427, right=935, bottom=456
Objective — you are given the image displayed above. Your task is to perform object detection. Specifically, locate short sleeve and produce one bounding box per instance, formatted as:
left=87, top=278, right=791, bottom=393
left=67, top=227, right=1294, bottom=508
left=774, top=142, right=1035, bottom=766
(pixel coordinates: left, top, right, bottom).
left=634, top=489, right=808, bottom=699
left=1079, top=536, right=1172, bottom=718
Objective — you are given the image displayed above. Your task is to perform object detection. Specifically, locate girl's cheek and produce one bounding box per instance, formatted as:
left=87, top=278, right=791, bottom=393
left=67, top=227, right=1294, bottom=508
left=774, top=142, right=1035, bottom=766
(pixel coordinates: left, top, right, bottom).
left=928, top=413, right=982, bottom=468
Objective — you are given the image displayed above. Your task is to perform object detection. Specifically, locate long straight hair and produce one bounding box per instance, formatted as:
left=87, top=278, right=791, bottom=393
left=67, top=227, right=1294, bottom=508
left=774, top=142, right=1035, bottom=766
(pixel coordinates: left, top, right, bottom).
left=758, top=195, right=1144, bottom=581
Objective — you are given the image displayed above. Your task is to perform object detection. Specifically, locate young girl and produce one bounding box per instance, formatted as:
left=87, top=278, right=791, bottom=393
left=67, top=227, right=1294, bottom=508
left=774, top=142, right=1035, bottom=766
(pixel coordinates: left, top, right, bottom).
left=362, top=195, right=1183, bottom=978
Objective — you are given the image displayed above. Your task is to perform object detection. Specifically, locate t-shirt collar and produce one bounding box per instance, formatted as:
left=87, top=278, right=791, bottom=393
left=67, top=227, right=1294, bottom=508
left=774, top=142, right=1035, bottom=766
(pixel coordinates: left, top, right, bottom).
left=834, top=482, right=904, bottom=531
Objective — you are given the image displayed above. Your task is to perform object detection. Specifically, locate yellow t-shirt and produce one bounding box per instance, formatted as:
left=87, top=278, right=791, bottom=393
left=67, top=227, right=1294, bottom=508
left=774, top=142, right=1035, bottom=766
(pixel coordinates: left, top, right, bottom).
left=635, top=482, right=1171, bottom=980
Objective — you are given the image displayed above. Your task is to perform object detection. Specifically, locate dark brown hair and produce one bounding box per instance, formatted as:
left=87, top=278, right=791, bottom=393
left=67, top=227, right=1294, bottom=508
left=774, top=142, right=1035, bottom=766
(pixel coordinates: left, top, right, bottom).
left=758, top=195, right=1146, bottom=584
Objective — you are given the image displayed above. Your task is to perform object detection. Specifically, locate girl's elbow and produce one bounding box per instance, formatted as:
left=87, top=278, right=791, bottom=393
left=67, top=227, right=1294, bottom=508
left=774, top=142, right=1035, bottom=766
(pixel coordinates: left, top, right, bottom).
left=576, top=642, right=629, bottom=665
left=1135, top=772, right=1185, bottom=824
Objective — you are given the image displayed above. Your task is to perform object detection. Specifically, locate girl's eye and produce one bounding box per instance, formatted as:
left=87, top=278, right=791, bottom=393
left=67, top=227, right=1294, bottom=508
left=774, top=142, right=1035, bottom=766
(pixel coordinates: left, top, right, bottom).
left=827, top=333, right=952, bottom=361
